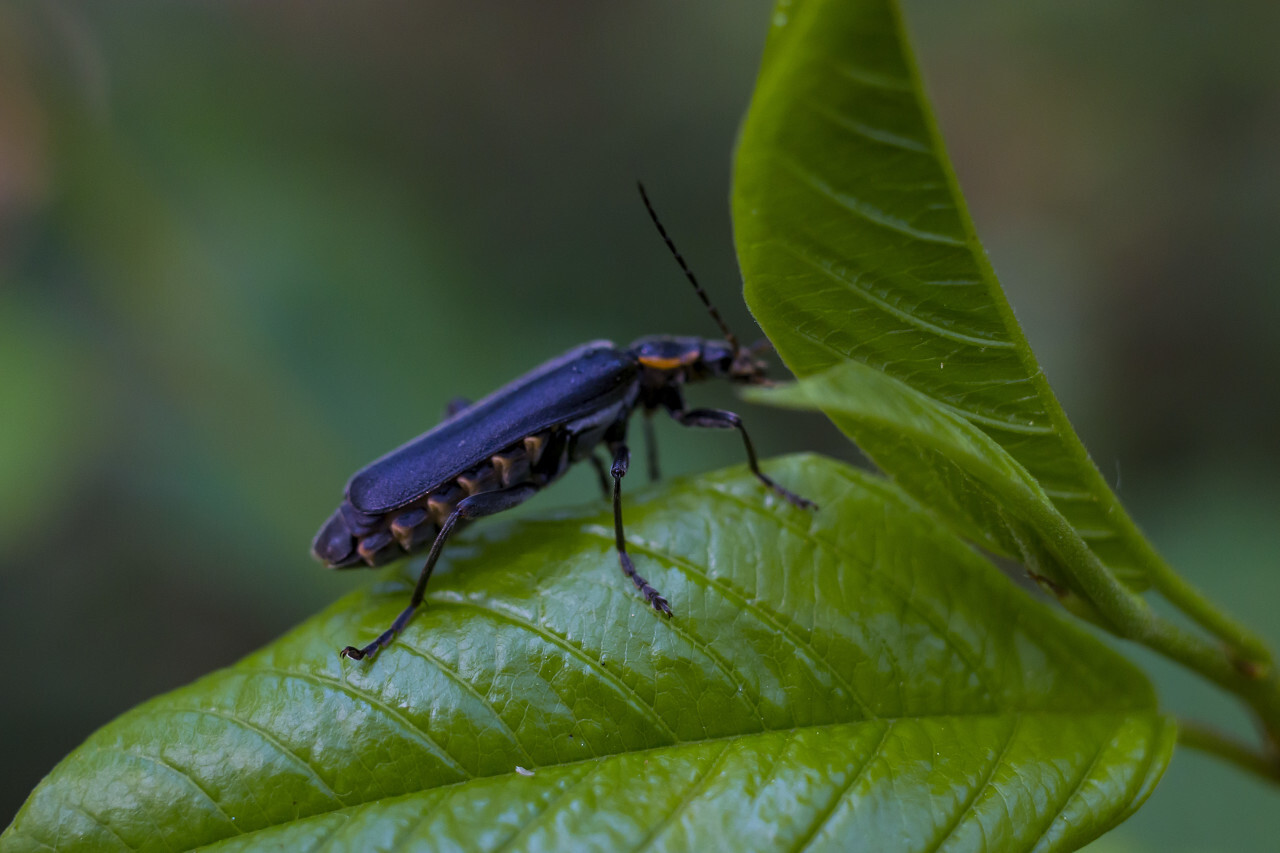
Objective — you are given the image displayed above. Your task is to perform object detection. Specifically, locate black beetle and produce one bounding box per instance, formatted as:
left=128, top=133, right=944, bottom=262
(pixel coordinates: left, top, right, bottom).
left=314, top=186, right=815, bottom=660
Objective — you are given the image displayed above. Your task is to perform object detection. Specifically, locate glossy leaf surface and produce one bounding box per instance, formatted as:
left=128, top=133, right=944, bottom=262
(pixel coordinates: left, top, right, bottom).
left=732, top=0, right=1152, bottom=588
left=3, top=457, right=1172, bottom=852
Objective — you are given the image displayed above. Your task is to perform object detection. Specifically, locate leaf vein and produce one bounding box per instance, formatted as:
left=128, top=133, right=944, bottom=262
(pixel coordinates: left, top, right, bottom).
left=82, top=746, right=245, bottom=836
left=580, top=524, right=879, bottom=722
left=127, top=705, right=348, bottom=807
left=791, top=719, right=895, bottom=853
left=775, top=153, right=965, bottom=246
left=2, top=831, right=57, bottom=853
left=238, top=666, right=471, bottom=780
left=385, top=797, right=452, bottom=853
left=1029, top=717, right=1130, bottom=853
left=488, top=762, right=605, bottom=853
left=393, top=643, right=536, bottom=767
left=925, top=714, right=1023, bottom=853
left=305, top=814, right=354, bottom=853
left=800, top=98, right=931, bottom=153
left=768, top=238, right=1012, bottom=349
left=834, top=64, right=911, bottom=92
left=689, top=481, right=1000, bottom=703
left=427, top=598, right=681, bottom=743
left=627, top=740, right=738, bottom=851
left=47, top=796, right=136, bottom=853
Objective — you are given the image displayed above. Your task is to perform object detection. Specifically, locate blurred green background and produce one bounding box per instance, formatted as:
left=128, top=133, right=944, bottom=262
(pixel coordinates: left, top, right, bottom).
left=1, top=1, right=1276, bottom=849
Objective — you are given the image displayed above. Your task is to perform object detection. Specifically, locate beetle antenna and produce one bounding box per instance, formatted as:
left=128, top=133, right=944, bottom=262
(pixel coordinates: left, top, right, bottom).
left=637, top=182, right=740, bottom=351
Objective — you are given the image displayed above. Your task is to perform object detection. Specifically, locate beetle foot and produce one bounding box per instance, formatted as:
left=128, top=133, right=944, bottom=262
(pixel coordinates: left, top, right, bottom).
left=759, top=476, right=818, bottom=511
left=340, top=645, right=370, bottom=661
left=777, top=486, right=818, bottom=511
left=620, top=551, right=673, bottom=617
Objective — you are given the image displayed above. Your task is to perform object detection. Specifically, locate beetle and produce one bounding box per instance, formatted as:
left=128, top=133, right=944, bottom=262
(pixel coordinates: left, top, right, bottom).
left=314, top=185, right=815, bottom=661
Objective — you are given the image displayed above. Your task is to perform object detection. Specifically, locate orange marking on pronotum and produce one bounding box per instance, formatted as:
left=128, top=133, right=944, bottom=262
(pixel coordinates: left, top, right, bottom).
left=637, top=354, right=696, bottom=371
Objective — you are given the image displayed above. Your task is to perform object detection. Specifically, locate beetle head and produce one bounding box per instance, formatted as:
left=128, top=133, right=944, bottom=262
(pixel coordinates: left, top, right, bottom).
left=630, top=335, right=769, bottom=386
left=698, top=338, right=770, bottom=384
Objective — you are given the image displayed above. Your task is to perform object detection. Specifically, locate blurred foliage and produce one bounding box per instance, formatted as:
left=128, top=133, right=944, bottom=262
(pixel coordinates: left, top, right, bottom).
left=0, top=1, right=1276, bottom=849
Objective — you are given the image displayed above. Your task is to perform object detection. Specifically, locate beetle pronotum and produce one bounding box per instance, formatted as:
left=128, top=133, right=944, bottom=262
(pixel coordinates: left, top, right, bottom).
left=313, top=185, right=816, bottom=661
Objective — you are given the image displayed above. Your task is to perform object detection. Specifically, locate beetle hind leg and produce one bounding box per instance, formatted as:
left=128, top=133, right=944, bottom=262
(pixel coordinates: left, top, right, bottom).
left=609, top=443, right=672, bottom=616
left=341, top=483, right=540, bottom=661
left=587, top=453, right=612, bottom=501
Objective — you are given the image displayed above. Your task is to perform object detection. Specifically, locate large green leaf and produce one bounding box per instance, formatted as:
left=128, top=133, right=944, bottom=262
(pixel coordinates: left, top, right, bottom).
left=732, top=0, right=1156, bottom=590
left=3, top=456, right=1172, bottom=852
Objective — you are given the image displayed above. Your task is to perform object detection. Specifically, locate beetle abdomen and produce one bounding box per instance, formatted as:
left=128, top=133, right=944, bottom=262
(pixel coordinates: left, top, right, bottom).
left=312, top=508, right=364, bottom=567
left=312, top=428, right=563, bottom=569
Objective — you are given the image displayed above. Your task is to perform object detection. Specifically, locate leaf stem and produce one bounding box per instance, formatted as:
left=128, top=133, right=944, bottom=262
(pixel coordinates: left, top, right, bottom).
left=1021, top=488, right=1280, bottom=748
left=1019, top=490, right=1153, bottom=637
left=1037, top=380, right=1273, bottom=670
left=1139, top=537, right=1273, bottom=672
left=1177, top=718, right=1280, bottom=786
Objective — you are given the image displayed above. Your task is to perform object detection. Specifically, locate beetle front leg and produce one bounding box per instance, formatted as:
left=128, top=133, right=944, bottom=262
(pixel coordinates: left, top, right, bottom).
left=670, top=407, right=818, bottom=510
left=609, top=442, right=672, bottom=616
left=341, top=483, right=539, bottom=662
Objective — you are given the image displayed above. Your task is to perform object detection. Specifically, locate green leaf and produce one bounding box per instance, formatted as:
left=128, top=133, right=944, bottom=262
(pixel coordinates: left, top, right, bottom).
left=4, top=456, right=1172, bottom=852
left=732, top=0, right=1156, bottom=589
left=746, top=362, right=1081, bottom=596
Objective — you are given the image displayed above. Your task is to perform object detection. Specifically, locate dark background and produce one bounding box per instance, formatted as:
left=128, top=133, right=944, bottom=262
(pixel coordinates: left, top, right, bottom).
left=1, top=2, right=1277, bottom=849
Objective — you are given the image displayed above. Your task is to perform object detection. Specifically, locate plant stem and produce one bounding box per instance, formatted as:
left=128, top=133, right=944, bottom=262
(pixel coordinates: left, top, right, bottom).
left=1142, top=615, right=1280, bottom=742
left=1120, top=514, right=1272, bottom=671
left=1022, top=489, right=1280, bottom=749
left=1177, top=718, right=1280, bottom=786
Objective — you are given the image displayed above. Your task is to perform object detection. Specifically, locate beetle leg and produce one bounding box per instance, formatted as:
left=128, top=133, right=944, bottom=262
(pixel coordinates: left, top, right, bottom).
left=669, top=407, right=818, bottom=510
left=609, top=443, right=672, bottom=616
left=442, top=396, right=472, bottom=420
left=588, top=453, right=612, bottom=501
left=642, top=410, right=660, bottom=482
left=341, top=483, right=539, bottom=662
